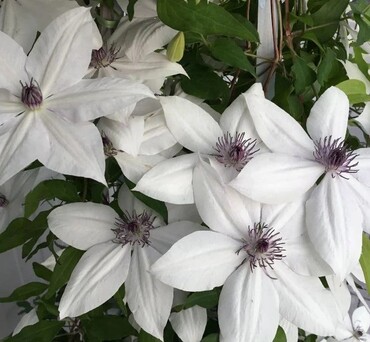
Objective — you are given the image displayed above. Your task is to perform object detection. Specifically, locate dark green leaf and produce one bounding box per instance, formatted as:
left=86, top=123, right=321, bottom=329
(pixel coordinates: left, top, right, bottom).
left=7, top=320, right=64, bottom=342
left=139, top=329, right=161, bottom=341
left=0, top=282, right=47, bottom=303
left=292, top=57, right=316, bottom=94
left=317, top=48, right=337, bottom=86
left=353, top=13, right=370, bottom=46
left=33, top=263, right=52, bottom=282
left=360, top=233, right=370, bottom=295
left=210, top=38, right=255, bottom=75
left=181, top=66, right=230, bottom=100
left=0, top=218, right=33, bottom=253
left=157, top=0, right=259, bottom=41
left=46, top=247, right=84, bottom=299
left=201, top=333, right=219, bottom=342
left=24, top=179, right=80, bottom=218
left=83, top=316, right=136, bottom=341
left=184, top=288, right=220, bottom=309
left=127, top=0, right=138, bottom=20
left=273, top=326, right=287, bottom=342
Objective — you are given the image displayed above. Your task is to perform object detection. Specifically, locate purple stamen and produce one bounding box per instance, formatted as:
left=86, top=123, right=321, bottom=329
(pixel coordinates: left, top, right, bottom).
left=112, top=210, right=156, bottom=247
left=101, top=132, right=119, bottom=157
left=213, top=132, right=259, bottom=171
left=90, top=44, right=120, bottom=69
left=313, top=136, right=359, bottom=179
left=237, top=222, right=285, bottom=273
left=20, top=78, right=43, bottom=110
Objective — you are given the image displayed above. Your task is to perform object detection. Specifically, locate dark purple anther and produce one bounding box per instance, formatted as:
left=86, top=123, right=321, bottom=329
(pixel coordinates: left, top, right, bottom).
left=0, top=194, right=8, bottom=208
left=20, top=78, right=43, bottom=110
left=90, top=44, right=120, bottom=69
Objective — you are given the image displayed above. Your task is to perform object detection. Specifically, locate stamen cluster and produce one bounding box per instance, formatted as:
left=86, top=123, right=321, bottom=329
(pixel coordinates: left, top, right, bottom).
left=20, top=78, right=43, bottom=110
left=112, top=210, right=156, bottom=247
left=213, top=132, right=258, bottom=171
left=102, top=133, right=119, bottom=157
left=90, top=44, right=120, bottom=69
left=237, top=222, right=285, bottom=271
left=313, top=136, right=359, bottom=179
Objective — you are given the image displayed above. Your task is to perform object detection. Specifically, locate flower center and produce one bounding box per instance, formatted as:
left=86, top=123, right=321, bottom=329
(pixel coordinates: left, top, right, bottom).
left=237, top=222, right=285, bottom=271
left=112, top=210, right=155, bottom=247
left=20, top=78, right=43, bottom=110
left=0, top=193, right=8, bottom=208
left=101, top=133, right=119, bottom=157
left=213, top=132, right=259, bottom=171
left=90, top=44, right=120, bottom=69
left=313, top=136, right=359, bottom=179
left=354, top=327, right=366, bottom=341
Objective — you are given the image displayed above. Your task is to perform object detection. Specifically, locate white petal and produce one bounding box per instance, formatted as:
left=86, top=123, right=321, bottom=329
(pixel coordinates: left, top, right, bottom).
left=356, top=103, right=370, bottom=136
left=105, top=104, right=136, bottom=125
left=355, top=148, right=370, bottom=187
left=0, top=30, right=27, bottom=93
left=306, top=87, right=349, bottom=141
left=193, top=159, right=260, bottom=240
left=220, top=83, right=264, bottom=139
left=306, top=175, right=363, bottom=280
left=326, top=275, right=351, bottom=318
left=170, top=306, right=207, bottom=342
left=151, top=231, right=244, bottom=291
left=140, top=112, right=178, bottom=155
left=134, top=154, right=198, bottom=204
left=38, top=111, right=107, bottom=185
left=218, top=266, right=279, bottom=342
left=230, top=153, right=324, bottom=204
left=114, top=151, right=166, bottom=184
left=59, top=242, right=131, bottom=319
left=0, top=114, right=46, bottom=186
left=346, top=274, right=370, bottom=312
left=48, top=203, right=117, bottom=250
left=246, top=94, right=314, bottom=158
left=111, top=53, right=187, bottom=84
left=166, top=203, right=202, bottom=224
left=13, top=309, right=38, bottom=336
left=126, top=246, right=173, bottom=341
left=46, top=78, right=154, bottom=122
left=150, top=221, right=204, bottom=255
left=111, top=17, right=177, bottom=60
left=273, top=262, right=338, bottom=336
left=284, top=233, right=333, bottom=277
left=0, top=0, right=37, bottom=53
left=98, top=116, right=145, bottom=156
left=279, top=319, right=298, bottom=342
left=0, top=89, right=25, bottom=124
left=352, top=306, right=370, bottom=332
left=160, top=96, right=223, bottom=154
left=26, top=7, right=97, bottom=96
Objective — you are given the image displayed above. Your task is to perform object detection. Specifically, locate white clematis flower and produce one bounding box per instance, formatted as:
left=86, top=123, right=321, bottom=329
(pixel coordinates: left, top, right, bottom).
left=0, top=167, right=60, bottom=231
left=98, top=97, right=181, bottom=183
left=88, top=15, right=186, bottom=92
left=229, top=86, right=370, bottom=279
left=151, top=160, right=337, bottom=342
left=0, top=7, right=154, bottom=186
left=48, top=184, right=202, bottom=341
left=135, top=83, right=267, bottom=204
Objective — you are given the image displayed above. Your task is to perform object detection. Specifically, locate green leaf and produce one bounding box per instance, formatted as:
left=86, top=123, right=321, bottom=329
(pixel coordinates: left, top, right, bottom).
left=181, top=66, right=230, bottom=100
left=353, top=13, right=370, bottom=46
left=33, top=263, right=52, bottom=282
left=292, top=57, right=316, bottom=94
left=0, top=282, right=47, bottom=303
left=157, top=0, right=259, bottom=41
left=83, top=316, right=137, bottom=341
left=336, top=79, right=370, bottom=104
left=46, top=247, right=84, bottom=299
left=24, top=179, right=80, bottom=218
left=317, top=48, right=337, bottom=86
left=127, top=0, right=139, bottom=20
left=360, top=233, right=370, bottom=295
left=201, top=333, right=219, bottom=342
left=273, top=326, right=287, bottom=342
left=210, top=38, right=255, bottom=76
left=0, top=218, right=33, bottom=253
left=7, top=320, right=64, bottom=342
left=184, top=288, right=220, bottom=309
